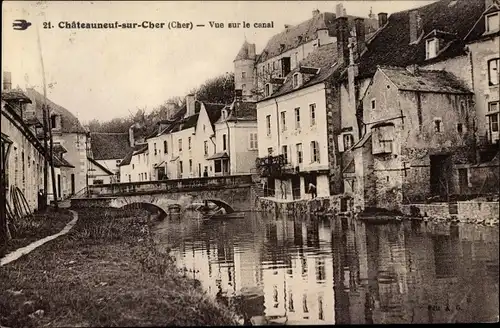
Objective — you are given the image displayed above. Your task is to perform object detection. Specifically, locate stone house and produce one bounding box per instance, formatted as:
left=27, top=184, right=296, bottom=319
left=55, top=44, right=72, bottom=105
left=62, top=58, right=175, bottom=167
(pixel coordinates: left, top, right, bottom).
left=254, top=13, right=382, bottom=201
left=335, top=0, right=497, bottom=209
left=1, top=87, right=45, bottom=212
left=118, top=144, right=147, bottom=183
left=233, top=5, right=378, bottom=102
left=24, top=87, right=90, bottom=198
left=256, top=41, right=341, bottom=200
left=350, top=66, right=475, bottom=210
left=144, top=95, right=225, bottom=180
left=89, top=132, right=131, bottom=183
left=211, top=93, right=258, bottom=176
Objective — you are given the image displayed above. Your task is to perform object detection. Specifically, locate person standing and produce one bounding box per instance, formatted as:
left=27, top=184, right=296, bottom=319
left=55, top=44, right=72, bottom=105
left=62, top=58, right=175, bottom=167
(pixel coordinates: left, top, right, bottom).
left=308, top=182, right=317, bottom=199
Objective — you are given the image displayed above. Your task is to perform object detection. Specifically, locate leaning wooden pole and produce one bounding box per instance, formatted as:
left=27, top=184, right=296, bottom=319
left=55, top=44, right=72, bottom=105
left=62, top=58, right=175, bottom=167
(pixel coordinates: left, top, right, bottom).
left=48, top=106, right=59, bottom=210
left=36, top=19, right=58, bottom=210
left=42, top=104, right=49, bottom=209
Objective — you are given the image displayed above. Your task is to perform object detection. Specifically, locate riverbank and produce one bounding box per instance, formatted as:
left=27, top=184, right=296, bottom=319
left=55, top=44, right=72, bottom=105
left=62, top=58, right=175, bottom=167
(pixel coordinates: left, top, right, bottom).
left=256, top=196, right=499, bottom=225
left=0, top=208, right=239, bottom=327
left=1, top=209, right=74, bottom=257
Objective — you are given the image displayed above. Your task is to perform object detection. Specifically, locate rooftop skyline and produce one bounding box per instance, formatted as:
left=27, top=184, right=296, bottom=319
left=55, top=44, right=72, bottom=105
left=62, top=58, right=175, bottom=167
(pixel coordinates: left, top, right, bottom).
left=2, top=1, right=434, bottom=123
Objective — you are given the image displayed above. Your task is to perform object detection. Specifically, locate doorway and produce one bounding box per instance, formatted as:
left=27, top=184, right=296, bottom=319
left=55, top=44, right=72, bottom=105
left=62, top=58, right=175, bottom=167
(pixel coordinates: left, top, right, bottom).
left=71, top=174, right=75, bottom=194
left=57, top=174, right=61, bottom=199
left=291, top=175, right=301, bottom=200
left=267, top=177, right=275, bottom=197
left=430, top=155, right=452, bottom=198
left=458, top=168, right=468, bottom=195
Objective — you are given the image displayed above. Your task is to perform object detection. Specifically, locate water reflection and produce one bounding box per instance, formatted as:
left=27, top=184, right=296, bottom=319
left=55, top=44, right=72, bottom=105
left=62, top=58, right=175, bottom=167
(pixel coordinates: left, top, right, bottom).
left=155, top=213, right=499, bottom=325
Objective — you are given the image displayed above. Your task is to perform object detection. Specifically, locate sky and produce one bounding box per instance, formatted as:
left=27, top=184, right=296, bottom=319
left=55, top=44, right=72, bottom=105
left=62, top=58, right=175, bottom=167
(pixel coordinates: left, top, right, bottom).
left=2, top=0, right=435, bottom=123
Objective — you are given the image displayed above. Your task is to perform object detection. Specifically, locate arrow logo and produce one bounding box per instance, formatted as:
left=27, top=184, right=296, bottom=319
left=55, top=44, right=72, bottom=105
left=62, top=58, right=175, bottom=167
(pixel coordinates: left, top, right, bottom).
left=13, top=19, right=32, bottom=31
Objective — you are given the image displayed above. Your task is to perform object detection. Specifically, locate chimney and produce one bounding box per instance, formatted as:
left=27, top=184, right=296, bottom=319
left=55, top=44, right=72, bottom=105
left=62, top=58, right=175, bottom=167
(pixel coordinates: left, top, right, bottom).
left=406, top=64, right=420, bottom=75
left=185, top=94, right=196, bottom=118
left=312, top=9, right=320, bottom=17
left=378, top=12, right=388, bottom=28
left=336, top=17, right=350, bottom=66
left=336, top=3, right=344, bottom=17
left=129, top=123, right=136, bottom=147
left=3, top=72, right=12, bottom=91
left=354, top=18, right=366, bottom=56
left=165, top=102, right=177, bottom=119
left=409, top=10, right=424, bottom=44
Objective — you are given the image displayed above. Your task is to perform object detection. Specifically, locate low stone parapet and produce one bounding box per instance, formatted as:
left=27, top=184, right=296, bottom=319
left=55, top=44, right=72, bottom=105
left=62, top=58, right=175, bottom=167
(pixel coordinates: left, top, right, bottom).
left=401, top=201, right=499, bottom=225
left=256, top=195, right=354, bottom=217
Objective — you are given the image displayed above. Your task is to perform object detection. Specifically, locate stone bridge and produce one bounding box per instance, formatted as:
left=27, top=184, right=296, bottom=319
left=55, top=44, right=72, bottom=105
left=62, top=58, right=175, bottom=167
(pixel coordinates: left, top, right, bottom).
left=71, top=174, right=259, bottom=216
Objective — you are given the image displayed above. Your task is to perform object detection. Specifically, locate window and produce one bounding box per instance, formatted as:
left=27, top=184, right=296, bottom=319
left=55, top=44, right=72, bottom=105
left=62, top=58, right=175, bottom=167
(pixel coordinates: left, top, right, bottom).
left=490, top=101, right=499, bottom=112
left=189, top=159, right=193, bottom=173
left=489, top=114, right=499, bottom=132
left=154, top=143, right=157, bottom=155
left=371, top=99, right=376, bottom=110
left=293, top=73, right=299, bottom=88
left=434, top=119, right=442, bottom=132
left=280, top=111, right=287, bottom=132
left=242, top=71, right=246, bottom=79
left=179, top=161, right=183, bottom=174
left=282, top=145, right=288, bottom=163
left=178, top=139, right=183, bottom=152
left=457, top=123, right=463, bottom=134
left=265, top=83, right=271, bottom=97
left=223, top=134, right=227, bottom=150
left=242, top=83, right=246, bottom=90
left=486, top=12, right=499, bottom=33
left=164, top=140, right=168, bottom=153
left=372, top=124, right=395, bottom=154
left=310, top=141, right=320, bottom=163
left=203, top=125, right=206, bottom=132
left=343, top=134, right=354, bottom=150
left=268, top=147, right=273, bottom=155
left=145, top=172, right=148, bottom=180
left=249, top=133, right=258, bottom=150
left=204, top=141, right=209, bottom=155
left=50, top=115, right=57, bottom=129
left=266, top=115, right=271, bottom=136
left=295, top=107, right=301, bottom=129
left=309, top=104, right=316, bottom=126
left=296, top=143, right=303, bottom=164
left=426, top=38, right=438, bottom=59
left=273, top=61, right=277, bottom=70
left=132, top=164, right=135, bottom=169
left=488, top=58, right=499, bottom=85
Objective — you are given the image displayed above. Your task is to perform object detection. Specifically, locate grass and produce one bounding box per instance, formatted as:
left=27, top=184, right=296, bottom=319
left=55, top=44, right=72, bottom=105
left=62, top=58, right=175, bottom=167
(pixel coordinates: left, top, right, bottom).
left=0, top=207, right=239, bottom=327
left=1, top=208, right=74, bottom=256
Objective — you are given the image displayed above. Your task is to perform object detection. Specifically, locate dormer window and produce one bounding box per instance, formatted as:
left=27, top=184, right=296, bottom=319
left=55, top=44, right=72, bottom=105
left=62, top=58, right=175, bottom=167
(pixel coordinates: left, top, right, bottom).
left=265, top=83, right=271, bottom=97
left=292, top=73, right=301, bottom=88
left=426, top=38, right=438, bottom=59
left=221, top=109, right=227, bottom=120
left=486, top=12, right=499, bottom=33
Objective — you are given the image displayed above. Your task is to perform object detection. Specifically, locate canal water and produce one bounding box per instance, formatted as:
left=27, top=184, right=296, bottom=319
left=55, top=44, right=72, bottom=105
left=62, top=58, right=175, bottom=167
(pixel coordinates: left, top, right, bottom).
left=154, top=212, right=499, bottom=325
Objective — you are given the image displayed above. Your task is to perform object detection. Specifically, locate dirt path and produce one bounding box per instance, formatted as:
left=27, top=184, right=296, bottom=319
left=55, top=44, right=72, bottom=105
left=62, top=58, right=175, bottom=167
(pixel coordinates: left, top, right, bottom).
left=0, top=210, right=78, bottom=267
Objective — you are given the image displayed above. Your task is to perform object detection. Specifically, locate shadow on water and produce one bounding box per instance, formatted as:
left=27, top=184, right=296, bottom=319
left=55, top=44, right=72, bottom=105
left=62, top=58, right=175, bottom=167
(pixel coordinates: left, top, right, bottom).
left=154, top=211, right=499, bottom=325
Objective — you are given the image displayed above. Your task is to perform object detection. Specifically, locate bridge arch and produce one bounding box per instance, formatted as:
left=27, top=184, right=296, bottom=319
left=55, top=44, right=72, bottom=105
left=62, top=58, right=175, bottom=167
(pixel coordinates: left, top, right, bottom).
left=121, top=202, right=168, bottom=220
left=204, top=199, right=235, bottom=214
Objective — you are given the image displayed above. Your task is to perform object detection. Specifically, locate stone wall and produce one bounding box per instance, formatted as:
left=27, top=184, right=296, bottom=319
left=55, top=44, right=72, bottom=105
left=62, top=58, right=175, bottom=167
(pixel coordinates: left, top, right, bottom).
left=401, top=201, right=499, bottom=224
left=256, top=195, right=354, bottom=217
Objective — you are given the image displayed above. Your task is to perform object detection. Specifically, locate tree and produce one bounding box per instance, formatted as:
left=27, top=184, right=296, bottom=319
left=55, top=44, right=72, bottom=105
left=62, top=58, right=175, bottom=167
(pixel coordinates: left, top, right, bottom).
left=192, top=72, right=235, bottom=104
